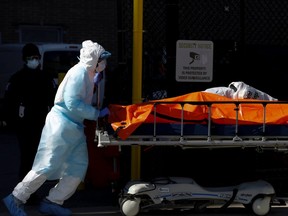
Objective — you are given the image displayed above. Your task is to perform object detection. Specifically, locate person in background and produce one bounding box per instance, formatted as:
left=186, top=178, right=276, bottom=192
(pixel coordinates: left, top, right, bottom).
left=2, top=40, right=110, bottom=216
left=2, top=43, right=57, bottom=180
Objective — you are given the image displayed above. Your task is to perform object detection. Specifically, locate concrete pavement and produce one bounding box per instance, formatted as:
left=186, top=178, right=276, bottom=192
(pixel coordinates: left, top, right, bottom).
left=1, top=203, right=288, bottom=215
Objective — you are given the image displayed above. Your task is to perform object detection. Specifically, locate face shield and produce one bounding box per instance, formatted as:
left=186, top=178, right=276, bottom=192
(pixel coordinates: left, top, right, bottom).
left=95, top=50, right=111, bottom=73
left=95, top=59, right=106, bottom=73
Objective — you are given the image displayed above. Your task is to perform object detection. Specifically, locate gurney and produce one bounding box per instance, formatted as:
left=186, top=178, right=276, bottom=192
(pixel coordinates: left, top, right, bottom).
left=97, top=91, right=288, bottom=151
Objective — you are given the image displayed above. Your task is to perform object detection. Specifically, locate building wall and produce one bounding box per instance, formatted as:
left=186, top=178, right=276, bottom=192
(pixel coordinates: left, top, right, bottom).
left=0, top=0, right=118, bottom=69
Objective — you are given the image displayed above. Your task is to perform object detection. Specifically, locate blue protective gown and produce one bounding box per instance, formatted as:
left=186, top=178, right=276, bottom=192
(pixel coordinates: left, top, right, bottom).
left=32, top=62, right=99, bottom=180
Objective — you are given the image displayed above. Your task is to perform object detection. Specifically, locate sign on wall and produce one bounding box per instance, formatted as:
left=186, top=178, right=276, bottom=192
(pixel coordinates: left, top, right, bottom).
left=176, top=40, right=213, bottom=82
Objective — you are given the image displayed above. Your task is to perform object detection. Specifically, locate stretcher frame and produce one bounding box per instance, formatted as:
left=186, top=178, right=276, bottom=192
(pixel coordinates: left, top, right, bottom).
left=97, top=100, right=288, bottom=152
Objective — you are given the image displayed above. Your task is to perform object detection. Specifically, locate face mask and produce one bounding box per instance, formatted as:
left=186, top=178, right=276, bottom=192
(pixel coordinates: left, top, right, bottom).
left=96, top=60, right=106, bottom=73
left=27, top=59, right=40, bottom=69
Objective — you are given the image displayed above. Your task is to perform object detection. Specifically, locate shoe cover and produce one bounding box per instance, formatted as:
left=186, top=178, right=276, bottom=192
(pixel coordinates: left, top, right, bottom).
left=38, top=198, right=71, bottom=216
left=2, top=194, right=27, bottom=216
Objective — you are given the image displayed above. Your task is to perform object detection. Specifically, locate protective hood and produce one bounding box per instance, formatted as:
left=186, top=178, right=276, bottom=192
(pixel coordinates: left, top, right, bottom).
left=79, top=40, right=105, bottom=73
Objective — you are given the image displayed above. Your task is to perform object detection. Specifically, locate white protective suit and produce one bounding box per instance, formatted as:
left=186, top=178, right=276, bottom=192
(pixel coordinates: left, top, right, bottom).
left=204, top=86, right=235, bottom=98
left=204, top=81, right=277, bottom=101
left=12, top=40, right=106, bottom=205
left=228, top=81, right=278, bottom=101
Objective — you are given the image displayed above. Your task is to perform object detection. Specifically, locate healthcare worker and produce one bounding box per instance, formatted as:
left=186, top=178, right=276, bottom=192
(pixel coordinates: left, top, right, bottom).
left=2, top=43, right=56, bottom=181
left=2, top=40, right=111, bottom=216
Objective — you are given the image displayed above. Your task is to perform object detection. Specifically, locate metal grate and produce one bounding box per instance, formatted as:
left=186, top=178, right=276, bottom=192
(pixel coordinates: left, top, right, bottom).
left=119, top=0, right=288, bottom=100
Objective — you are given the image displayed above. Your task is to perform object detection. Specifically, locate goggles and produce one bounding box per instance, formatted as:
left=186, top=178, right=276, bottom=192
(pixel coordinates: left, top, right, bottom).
left=98, top=51, right=111, bottom=62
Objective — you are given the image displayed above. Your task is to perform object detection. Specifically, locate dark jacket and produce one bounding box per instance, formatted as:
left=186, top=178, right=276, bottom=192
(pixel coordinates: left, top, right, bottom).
left=3, top=64, right=57, bottom=130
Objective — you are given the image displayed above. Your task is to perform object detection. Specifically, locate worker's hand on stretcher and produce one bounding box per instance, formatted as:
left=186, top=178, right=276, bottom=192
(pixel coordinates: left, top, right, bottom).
left=98, top=107, right=110, bottom=118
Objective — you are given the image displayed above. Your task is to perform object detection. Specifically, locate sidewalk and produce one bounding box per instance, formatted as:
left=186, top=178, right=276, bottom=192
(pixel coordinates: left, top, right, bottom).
left=1, top=203, right=288, bottom=216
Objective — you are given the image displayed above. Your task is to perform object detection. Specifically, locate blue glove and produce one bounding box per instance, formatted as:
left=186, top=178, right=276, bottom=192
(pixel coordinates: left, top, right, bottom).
left=99, top=107, right=110, bottom=118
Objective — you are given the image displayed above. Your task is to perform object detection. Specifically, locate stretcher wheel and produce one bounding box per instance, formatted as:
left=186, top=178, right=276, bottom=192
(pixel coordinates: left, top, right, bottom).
left=251, top=196, right=271, bottom=216
left=120, top=197, right=141, bottom=216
